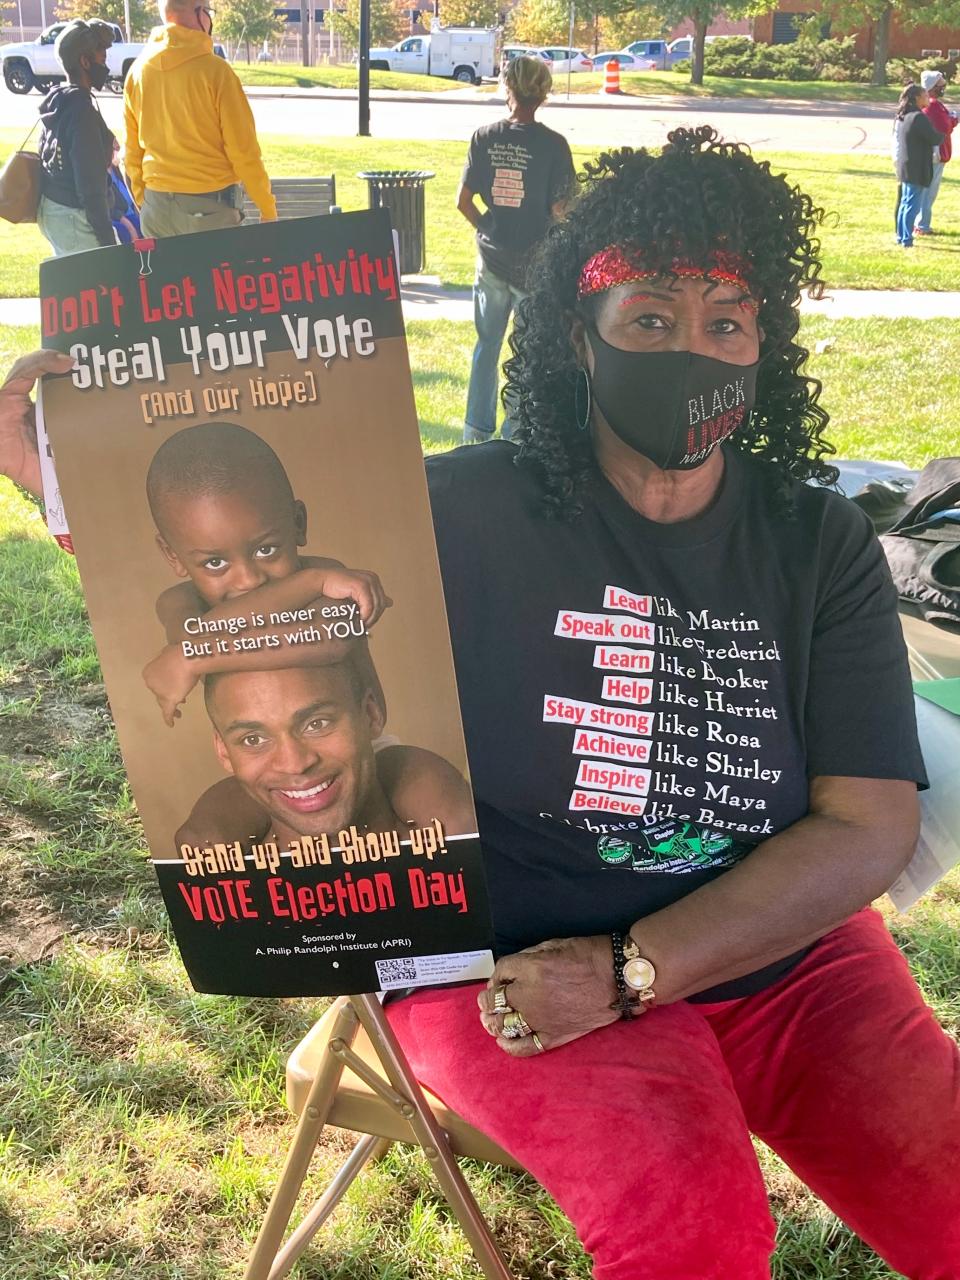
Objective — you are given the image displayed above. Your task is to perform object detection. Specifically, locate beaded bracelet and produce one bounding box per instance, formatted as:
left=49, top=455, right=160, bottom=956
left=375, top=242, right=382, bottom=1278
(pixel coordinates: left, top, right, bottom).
left=609, top=932, right=642, bottom=1021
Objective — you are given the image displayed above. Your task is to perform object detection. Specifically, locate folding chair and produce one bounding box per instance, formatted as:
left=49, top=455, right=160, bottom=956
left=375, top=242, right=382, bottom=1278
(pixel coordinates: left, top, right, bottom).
left=243, top=994, right=520, bottom=1280
left=901, top=611, right=960, bottom=681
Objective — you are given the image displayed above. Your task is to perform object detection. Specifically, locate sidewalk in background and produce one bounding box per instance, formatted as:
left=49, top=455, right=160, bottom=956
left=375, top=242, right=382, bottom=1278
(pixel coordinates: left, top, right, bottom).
left=5, top=284, right=960, bottom=330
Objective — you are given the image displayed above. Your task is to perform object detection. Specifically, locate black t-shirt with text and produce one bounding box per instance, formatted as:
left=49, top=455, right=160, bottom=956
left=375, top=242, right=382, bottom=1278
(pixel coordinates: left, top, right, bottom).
left=462, top=119, right=575, bottom=287
left=428, top=443, right=926, bottom=1001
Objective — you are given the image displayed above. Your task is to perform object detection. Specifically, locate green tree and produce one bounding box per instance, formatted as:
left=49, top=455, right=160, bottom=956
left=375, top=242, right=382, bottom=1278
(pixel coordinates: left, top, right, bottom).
left=435, top=0, right=499, bottom=25
left=506, top=0, right=573, bottom=46
left=824, top=0, right=960, bottom=85
left=601, top=5, right=665, bottom=49
left=57, top=0, right=156, bottom=38
left=216, top=0, right=286, bottom=62
left=507, top=0, right=645, bottom=52
left=652, top=0, right=777, bottom=85
left=328, top=0, right=405, bottom=52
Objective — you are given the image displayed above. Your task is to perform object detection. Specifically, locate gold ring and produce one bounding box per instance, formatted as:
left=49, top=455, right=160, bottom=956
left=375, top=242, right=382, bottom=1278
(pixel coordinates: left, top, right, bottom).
left=492, top=984, right=513, bottom=1015
left=501, top=1010, right=532, bottom=1040
left=532, top=1033, right=545, bottom=1053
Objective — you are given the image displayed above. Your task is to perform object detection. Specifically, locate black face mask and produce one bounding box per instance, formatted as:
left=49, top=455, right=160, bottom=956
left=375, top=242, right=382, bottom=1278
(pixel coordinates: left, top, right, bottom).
left=88, top=61, right=110, bottom=91
left=586, top=327, right=760, bottom=471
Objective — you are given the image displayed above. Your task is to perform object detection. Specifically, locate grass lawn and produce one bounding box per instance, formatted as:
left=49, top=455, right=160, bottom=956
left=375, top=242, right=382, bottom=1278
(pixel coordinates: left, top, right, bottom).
left=0, top=314, right=957, bottom=1277
left=231, top=61, right=901, bottom=105
left=487, top=68, right=903, bottom=104
left=2, top=131, right=958, bottom=299
left=232, top=61, right=463, bottom=92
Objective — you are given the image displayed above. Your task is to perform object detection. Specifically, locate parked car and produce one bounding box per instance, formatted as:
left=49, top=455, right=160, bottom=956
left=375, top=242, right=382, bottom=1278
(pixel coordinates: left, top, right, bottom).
left=369, top=26, right=497, bottom=83
left=593, top=51, right=655, bottom=73
left=622, top=38, right=673, bottom=70
left=535, top=47, right=593, bottom=74
left=1, top=21, right=144, bottom=94
left=666, top=34, right=753, bottom=63
left=500, top=45, right=549, bottom=67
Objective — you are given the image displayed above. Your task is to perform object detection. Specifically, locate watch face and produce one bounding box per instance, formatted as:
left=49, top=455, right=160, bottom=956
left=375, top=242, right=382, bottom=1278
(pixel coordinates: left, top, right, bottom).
left=623, top=956, right=656, bottom=992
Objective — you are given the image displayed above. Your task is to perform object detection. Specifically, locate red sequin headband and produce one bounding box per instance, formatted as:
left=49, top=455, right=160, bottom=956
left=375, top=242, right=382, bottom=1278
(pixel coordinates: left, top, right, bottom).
left=577, top=245, right=755, bottom=302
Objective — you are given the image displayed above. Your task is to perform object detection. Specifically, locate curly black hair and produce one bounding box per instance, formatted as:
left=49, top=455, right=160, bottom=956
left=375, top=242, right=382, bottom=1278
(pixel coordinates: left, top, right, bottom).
left=503, top=125, right=839, bottom=518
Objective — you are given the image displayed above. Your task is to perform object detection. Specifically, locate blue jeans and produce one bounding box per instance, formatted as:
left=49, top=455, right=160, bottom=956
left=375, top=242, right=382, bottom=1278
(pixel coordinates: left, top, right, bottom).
left=916, top=161, right=945, bottom=232
left=464, top=257, right=525, bottom=443
left=896, top=183, right=924, bottom=246
left=37, top=195, right=103, bottom=256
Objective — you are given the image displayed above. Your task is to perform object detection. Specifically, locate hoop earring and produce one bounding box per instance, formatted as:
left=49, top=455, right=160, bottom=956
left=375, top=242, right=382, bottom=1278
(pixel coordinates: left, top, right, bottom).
left=574, top=366, right=592, bottom=433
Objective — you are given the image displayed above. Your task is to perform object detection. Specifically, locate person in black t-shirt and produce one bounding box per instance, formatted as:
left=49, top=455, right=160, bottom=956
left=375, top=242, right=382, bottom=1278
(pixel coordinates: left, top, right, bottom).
left=393, top=128, right=958, bottom=1277
left=457, top=56, right=575, bottom=443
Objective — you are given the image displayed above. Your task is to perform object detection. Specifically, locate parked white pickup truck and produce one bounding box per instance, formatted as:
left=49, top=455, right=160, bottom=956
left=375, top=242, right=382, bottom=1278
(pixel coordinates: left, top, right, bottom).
left=368, top=26, right=497, bottom=84
left=1, top=22, right=144, bottom=94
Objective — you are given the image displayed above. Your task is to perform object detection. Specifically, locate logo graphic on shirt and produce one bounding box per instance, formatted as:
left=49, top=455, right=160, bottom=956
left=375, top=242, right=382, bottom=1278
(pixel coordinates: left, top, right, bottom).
left=596, top=835, right=634, bottom=865
left=597, top=820, right=741, bottom=875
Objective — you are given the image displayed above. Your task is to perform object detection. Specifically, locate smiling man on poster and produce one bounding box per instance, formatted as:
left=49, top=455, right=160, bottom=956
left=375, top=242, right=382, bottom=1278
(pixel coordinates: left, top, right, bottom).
left=198, top=658, right=476, bottom=847
left=205, top=661, right=400, bottom=843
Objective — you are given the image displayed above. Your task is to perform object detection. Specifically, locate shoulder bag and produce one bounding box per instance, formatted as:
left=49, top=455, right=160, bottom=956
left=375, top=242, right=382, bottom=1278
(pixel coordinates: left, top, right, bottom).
left=0, top=119, right=41, bottom=224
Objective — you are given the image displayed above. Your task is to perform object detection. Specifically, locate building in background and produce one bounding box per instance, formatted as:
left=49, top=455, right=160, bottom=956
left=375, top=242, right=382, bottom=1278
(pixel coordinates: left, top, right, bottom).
left=754, top=2, right=959, bottom=60
left=3, top=0, right=62, bottom=42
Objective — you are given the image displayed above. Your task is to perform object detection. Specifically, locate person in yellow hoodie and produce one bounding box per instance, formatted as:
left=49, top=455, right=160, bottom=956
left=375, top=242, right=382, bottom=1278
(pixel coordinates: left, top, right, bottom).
left=123, top=0, right=277, bottom=236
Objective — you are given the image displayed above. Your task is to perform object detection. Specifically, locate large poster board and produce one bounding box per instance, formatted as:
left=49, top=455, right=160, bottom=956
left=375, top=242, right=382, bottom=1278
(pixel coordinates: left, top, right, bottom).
left=39, top=213, right=495, bottom=996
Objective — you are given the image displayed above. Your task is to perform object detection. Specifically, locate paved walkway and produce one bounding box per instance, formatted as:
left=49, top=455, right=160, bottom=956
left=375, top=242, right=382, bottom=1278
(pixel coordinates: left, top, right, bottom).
left=5, top=283, right=960, bottom=331
left=401, top=280, right=960, bottom=323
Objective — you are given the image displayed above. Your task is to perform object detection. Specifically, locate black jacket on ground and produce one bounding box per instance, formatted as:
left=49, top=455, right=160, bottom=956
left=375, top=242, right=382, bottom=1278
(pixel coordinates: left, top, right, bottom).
left=895, top=107, right=944, bottom=187
left=39, top=85, right=116, bottom=247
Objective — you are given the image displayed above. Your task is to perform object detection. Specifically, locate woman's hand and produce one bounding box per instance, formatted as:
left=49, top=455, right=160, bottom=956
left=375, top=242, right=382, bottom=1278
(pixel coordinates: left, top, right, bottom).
left=0, top=350, right=74, bottom=498
left=477, top=935, right=620, bottom=1057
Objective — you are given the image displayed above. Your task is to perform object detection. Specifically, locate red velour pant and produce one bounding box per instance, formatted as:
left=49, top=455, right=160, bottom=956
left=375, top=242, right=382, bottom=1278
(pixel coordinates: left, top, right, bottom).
left=386, top=908, right=960, bottom=1279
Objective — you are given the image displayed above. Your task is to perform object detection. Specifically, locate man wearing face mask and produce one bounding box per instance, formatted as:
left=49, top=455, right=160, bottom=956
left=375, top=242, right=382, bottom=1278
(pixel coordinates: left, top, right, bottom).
left=37, top=21, right=117, bottom=256
left=123, top=0, right=277, bottom=237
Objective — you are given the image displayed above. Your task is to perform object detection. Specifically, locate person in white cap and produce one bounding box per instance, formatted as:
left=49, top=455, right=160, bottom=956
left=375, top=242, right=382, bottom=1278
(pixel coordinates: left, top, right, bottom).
left=915, top=69, right=957, bottom=235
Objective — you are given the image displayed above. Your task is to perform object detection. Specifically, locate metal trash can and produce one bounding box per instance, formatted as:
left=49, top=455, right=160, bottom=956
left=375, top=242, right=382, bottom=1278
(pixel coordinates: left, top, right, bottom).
left=357, top=171, right=435, bottom=276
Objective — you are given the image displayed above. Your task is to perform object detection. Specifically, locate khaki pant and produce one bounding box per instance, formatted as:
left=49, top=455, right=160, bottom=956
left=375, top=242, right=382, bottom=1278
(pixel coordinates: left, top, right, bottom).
left=140, top=189, right=242, bottom=238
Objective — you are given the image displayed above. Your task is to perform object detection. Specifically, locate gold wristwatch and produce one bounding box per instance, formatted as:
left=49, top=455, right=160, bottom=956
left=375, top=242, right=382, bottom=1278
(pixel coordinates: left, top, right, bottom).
left=622, top=933, right=657, bottom=1006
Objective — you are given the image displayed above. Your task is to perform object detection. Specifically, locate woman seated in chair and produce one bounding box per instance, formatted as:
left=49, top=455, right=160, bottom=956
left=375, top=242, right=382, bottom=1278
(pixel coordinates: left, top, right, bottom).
left=387, top=128, right=959, bottom=1279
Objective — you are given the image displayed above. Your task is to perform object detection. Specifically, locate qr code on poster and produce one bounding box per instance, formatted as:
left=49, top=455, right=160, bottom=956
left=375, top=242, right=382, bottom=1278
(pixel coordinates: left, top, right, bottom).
left=376, top=958, right=418, bottom=988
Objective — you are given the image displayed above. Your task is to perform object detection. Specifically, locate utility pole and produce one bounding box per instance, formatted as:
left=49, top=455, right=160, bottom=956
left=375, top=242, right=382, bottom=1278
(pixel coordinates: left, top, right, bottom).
left=358, top=0, right=371, bottom=135
left=123, top=0, right=132, bottom=41
left=304, top=0, right=314, bottom=67
left=566, top=1, right=574, bottom=99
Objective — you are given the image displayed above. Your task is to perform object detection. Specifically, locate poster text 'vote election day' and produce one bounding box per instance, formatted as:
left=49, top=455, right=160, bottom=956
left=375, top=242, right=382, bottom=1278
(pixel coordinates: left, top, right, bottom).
left=39, top=212, right=494, bottom=997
